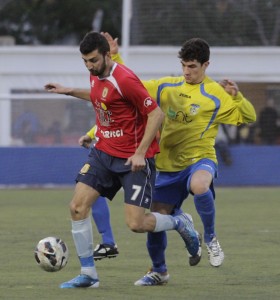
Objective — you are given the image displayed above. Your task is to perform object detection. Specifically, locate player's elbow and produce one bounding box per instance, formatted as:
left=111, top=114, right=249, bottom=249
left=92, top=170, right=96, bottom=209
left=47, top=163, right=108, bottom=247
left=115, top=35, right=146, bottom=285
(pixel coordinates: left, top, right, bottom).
left=150, top=107, right=165, bottom=125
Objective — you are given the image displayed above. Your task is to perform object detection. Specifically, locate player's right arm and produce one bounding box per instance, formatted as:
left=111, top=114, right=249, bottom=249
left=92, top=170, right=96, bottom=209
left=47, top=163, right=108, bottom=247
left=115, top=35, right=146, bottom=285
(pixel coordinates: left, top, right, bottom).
left=79, top=125, right=97, bottom=148
left=44, top=83, right=91, bottom=101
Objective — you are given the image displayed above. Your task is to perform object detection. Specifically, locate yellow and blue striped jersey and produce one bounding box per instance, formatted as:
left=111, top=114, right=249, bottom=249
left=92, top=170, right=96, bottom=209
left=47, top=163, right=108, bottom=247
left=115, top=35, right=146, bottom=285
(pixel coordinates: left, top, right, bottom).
left=142, top=76, right=256, bottom=171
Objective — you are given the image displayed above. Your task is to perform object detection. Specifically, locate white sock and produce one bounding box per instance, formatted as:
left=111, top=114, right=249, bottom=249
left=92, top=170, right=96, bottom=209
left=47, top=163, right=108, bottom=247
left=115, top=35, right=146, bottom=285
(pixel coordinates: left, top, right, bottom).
left=71, top=216, right=93, bottom=257
left=152, top=212, right=177, bottom=232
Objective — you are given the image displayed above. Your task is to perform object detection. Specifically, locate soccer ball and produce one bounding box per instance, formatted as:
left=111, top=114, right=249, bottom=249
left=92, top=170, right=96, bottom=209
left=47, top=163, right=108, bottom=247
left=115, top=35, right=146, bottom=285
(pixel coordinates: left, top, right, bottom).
left=34, top=236, right=69, bottom=272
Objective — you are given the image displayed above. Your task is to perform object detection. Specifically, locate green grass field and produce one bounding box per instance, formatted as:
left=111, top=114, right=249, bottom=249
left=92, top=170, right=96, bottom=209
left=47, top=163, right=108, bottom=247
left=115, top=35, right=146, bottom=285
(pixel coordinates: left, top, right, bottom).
left=0, top=187, right=279, bottom=300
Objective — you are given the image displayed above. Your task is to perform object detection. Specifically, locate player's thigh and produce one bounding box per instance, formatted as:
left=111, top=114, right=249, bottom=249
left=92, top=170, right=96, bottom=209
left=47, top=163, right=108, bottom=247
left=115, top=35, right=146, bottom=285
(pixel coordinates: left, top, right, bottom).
left=122, top=158, right=156, bottom=210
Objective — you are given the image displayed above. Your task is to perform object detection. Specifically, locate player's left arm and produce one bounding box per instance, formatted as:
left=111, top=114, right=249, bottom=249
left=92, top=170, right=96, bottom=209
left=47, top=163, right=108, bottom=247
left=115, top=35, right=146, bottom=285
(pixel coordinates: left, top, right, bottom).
left=219, top=79, right=256, bottom=124
left=125, top=106, right=164, bottom=172
left=120, top=75, right=164, bottom=171
left=135, top=106, right=164, bottom=156
left=233, top=92, right=256, bottom=123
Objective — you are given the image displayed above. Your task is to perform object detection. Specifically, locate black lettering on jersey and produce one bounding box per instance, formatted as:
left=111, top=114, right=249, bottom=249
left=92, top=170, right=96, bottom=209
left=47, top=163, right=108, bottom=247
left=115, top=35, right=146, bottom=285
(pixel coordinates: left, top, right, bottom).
left=179, top=93, right=191, bottom=98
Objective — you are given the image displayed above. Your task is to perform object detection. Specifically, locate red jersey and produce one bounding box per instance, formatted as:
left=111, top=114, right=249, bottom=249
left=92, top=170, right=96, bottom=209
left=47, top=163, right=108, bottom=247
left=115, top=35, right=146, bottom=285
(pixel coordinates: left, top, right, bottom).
left=89, top=62, right=160, bottom=158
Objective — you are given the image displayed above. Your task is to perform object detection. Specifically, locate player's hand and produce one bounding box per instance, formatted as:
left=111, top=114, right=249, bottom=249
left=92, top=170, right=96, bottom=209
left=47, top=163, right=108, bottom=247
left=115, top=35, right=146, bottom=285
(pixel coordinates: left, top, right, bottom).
left=125, top=153, right=146, bottom=172
left=219, top=79, right=239, bottom=97
left=44, top=83, right=73, bottom=95
left=79, top=134, right=92, bottom=149
left=101, top=32, right=119, bottom=55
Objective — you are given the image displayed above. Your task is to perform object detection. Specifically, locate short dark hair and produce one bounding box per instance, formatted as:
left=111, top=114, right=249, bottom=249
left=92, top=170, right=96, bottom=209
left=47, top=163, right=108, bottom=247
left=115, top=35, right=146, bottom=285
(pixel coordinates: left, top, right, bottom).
left=178, top=38, right=210, bottom=64
left=79, top=31, right=110, bottom=55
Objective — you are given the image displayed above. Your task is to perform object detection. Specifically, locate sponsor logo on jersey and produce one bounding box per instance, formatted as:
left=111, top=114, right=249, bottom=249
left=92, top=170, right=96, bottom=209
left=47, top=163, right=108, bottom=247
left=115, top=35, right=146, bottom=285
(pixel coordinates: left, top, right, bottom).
left=91, top=80, right=95, bottom=87
left=167, top=106, right=192, bottom=123
left=99, top=108, right=112, bottom=126
left=100, top=129, right=124, bottom=138
left=95, top=100, right=112, bottom=126
left=144, top=97, right=153, bottom=107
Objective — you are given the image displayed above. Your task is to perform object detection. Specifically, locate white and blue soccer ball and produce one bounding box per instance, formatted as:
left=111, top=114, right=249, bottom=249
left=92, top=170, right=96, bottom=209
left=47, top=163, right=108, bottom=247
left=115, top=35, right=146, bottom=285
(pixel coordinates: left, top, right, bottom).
left=34, top=236, right=69, bottom=272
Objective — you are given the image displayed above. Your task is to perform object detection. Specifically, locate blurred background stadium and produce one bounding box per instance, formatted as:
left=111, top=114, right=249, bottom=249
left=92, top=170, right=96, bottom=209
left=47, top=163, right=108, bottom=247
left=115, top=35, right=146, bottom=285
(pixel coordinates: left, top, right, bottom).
left=0, top=0, right=279, bottom=186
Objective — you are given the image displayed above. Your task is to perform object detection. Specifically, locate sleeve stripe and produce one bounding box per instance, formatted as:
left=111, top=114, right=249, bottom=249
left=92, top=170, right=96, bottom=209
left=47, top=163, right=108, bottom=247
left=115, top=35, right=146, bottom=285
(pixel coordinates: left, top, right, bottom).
left=200, top=83, right=220, bottom=138
left=156, top=80, right=185, bottom=107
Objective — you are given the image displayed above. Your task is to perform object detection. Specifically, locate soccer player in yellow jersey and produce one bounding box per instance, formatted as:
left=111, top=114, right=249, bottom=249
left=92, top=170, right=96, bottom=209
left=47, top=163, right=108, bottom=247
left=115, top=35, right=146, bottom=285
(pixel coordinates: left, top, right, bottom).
left=86, top=33, right=257, bottom=286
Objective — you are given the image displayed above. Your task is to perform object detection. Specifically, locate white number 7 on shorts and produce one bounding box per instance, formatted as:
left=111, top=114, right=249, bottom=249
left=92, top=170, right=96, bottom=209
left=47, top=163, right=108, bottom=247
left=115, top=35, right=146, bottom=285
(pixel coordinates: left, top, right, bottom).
left=131, top=185, right=142, bottom=201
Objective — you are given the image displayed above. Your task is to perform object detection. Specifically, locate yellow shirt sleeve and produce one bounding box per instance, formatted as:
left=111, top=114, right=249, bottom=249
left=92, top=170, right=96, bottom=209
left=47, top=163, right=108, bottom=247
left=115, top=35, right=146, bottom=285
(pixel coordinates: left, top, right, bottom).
left=111, top=53, right=124, bottom=64
left=212, top=85, right=257, bottom=126
left=86, top=125, right=97, bottom=139
left=232, top=92, right=257, bottom=124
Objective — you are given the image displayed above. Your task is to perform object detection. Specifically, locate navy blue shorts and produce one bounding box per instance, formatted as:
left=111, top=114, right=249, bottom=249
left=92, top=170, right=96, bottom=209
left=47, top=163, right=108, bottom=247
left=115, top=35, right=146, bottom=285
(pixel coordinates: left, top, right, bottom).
left=153, top=158, right=218, bottom=209
left=76, top=147, right=156, bottom=209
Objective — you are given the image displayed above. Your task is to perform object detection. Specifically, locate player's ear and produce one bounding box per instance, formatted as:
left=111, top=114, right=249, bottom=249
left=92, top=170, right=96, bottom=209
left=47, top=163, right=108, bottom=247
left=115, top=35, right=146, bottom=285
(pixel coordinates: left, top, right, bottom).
left=106, top=51, right=111, bottom=59
left=202, top=61, right=210, bottom=71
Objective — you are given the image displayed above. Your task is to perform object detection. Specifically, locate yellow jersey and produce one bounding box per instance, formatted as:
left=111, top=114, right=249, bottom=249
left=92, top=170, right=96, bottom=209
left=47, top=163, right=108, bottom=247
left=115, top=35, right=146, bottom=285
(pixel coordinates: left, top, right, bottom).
left=143, top=76, right=256, bottom=171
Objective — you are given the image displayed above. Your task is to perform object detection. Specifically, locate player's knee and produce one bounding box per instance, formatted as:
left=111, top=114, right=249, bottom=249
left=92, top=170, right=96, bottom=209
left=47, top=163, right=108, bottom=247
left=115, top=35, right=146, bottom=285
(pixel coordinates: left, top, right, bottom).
left=190, top=170, right=212, bottom=195
left=69, top=200, right=88, bottom=217
left=69, top=201, right=79, bottom=215
left=191, top=179, right=209, bottom=195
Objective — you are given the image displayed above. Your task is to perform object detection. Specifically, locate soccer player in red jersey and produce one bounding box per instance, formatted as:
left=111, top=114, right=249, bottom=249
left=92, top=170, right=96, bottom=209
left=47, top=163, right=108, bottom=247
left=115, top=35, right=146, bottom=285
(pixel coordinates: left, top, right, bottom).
left=45, top=32, right=200, bottom=288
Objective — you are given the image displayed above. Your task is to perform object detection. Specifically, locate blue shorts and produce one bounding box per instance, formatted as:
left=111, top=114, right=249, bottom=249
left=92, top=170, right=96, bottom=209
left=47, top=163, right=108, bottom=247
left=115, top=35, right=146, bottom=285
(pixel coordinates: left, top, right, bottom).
left=153, top=159, right=217, bottom=209
left=76, top=147, right=156, bottom=209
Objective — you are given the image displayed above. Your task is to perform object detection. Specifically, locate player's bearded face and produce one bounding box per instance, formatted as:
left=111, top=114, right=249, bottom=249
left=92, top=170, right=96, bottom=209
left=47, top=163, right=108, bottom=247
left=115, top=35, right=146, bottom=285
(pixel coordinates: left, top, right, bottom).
left=90, top=55, right=107, bottom=76
left=82, top=51, right=108, bottom=77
